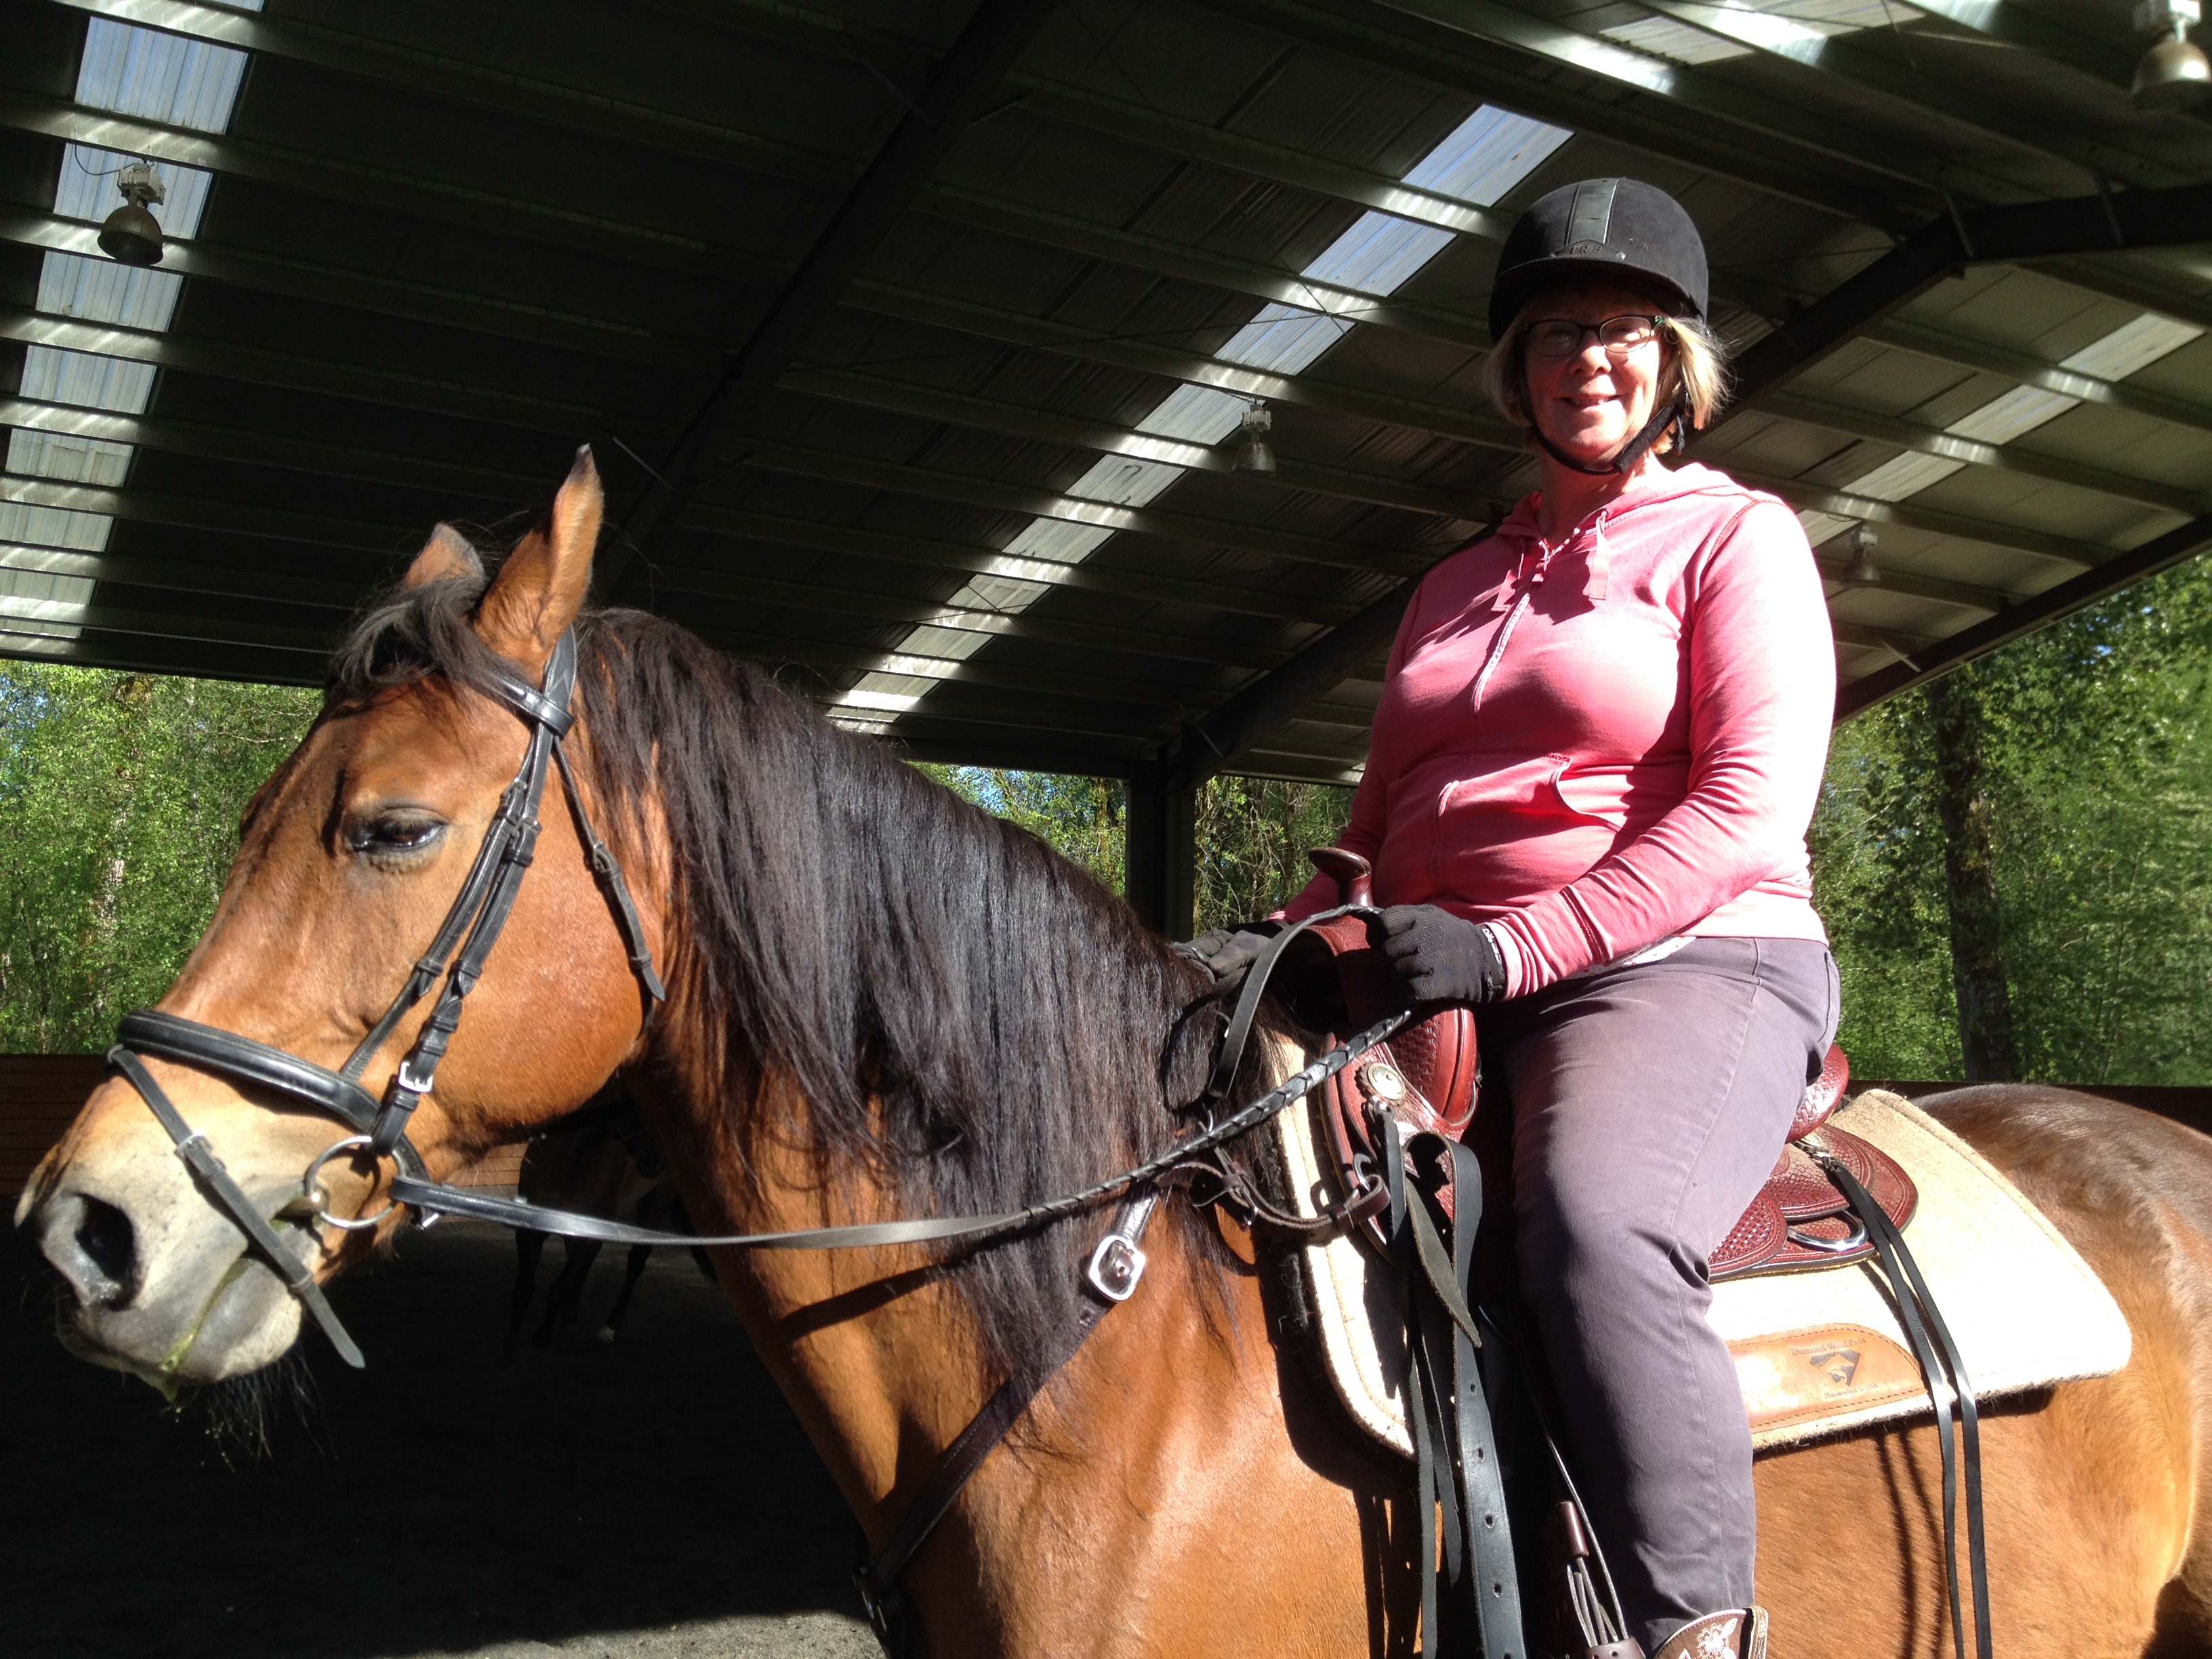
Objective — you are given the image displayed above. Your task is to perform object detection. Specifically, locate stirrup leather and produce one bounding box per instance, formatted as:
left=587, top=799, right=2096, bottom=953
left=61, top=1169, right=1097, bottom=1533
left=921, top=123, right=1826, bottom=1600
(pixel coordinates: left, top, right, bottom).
left=1649, top=1606, right=1769, bottom=1659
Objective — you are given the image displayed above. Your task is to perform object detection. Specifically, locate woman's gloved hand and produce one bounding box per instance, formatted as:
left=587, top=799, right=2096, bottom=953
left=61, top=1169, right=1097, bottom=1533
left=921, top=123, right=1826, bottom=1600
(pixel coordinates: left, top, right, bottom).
left=1378, top=905, right=1507, bottom=1004
left=1181, top=926, right=1276, bottom=991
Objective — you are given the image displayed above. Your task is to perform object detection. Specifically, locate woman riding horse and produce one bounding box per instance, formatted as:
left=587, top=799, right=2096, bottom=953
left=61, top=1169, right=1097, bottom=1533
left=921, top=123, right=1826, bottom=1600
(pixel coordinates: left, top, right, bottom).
left=1201, top=178, right=1837, bottom=1659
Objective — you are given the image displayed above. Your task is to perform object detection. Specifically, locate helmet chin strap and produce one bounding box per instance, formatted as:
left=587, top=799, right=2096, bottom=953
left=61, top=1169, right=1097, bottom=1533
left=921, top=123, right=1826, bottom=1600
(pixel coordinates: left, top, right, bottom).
left=1535, top=397, right=1686, bottom=478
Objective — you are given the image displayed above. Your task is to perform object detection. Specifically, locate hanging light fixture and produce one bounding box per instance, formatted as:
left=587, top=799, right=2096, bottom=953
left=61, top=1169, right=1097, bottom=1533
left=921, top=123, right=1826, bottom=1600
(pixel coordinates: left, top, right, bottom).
left=1839, top=523, right=1882, bottom=586
left=1232, top=402, right=1275, bottom=474
left=2134, top=0, right=2211, bottom=111
left=97, top=161, right=166, bottom=267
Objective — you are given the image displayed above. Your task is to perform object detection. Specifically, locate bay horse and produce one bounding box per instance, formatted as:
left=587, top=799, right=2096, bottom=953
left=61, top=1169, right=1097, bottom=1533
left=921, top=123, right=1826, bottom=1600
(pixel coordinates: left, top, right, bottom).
left=17, top=451, right=2212, bottom=1656
left=504, top=1104, right=691, bottom=1357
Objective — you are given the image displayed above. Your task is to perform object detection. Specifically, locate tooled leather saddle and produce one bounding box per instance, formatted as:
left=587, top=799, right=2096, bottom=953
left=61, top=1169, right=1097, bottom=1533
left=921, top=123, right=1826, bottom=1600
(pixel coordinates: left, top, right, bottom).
left=1275, top=849, right=1914, bottom=1279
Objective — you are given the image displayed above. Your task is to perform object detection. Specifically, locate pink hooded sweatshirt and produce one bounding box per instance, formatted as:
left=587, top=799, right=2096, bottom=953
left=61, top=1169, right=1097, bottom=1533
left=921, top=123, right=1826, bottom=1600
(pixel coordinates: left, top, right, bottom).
left=1278, top=461, right=1834, bottom=996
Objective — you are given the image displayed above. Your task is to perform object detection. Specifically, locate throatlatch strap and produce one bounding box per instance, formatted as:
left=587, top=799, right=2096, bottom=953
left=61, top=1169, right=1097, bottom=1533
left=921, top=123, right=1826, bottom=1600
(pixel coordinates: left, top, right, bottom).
left=108, top=1047, right=365, bottom=1369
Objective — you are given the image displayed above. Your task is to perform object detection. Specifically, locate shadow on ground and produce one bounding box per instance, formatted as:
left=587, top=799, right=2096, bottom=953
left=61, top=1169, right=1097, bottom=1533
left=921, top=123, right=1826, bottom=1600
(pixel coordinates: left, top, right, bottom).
left=3, top=1218, right=876, bottom=1658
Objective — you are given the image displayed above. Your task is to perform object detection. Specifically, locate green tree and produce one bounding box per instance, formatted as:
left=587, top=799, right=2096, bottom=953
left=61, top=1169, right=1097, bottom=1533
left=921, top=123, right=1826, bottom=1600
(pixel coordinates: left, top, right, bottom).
left=918, top=766, right=1128, bottom=897
left=1811, top=559, right=2212, bottom=1086
left=1193, top=775, right=1356, bottom=930
left=0, top=663, right=319, bottom=1052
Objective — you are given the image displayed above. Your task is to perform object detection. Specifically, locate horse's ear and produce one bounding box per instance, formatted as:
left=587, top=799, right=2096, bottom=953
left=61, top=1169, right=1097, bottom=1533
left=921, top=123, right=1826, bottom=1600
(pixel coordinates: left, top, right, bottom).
left=400, top=525, right=483, bottom=590
left=476, top=446, right=601, bottom=676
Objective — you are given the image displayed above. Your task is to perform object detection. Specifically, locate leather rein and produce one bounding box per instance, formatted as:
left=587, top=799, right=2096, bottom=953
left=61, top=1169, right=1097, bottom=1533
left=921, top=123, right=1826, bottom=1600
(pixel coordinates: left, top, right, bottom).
left=100, top=627, right=1405, bottom=1654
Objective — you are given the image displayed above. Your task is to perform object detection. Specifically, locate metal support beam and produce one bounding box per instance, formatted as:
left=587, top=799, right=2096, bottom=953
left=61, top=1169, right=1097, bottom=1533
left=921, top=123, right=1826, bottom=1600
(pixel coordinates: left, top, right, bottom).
left=1197, top=0, right=1924, bottom=229
left=779, top=366, right=1489, bottom=522
left=1125, top=760, right=1197, bottom=937
left=915, top=186, right=1491, bottom=351
left=736, top=440, right=1447, bottom=578
left=1163, top=577, right=1416, bottom=792
left=1633, top=0, right=2189, bottom=193
left=1725, top=180, right=2212, bottom=410
left=1752, top=389, right=2211, bottom=516
left=1362, top=0, right=1982, bottom=206
left=1837, top=508, right=2212, bottom=718
left=608, top=0, right=1054, bottom=575
left=44, top=0, right=858, bottom=190
left=1866, top=318, right=2212, bottom=440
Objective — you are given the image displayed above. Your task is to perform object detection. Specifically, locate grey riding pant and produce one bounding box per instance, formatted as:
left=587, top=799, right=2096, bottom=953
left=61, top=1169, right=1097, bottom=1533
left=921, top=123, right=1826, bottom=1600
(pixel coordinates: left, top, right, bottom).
left=1480, top=936, right=1839, bottom=1652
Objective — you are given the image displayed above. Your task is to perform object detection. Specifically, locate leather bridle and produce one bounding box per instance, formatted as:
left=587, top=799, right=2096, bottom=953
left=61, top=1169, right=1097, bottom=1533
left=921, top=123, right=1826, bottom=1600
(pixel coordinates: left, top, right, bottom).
left=96, top=630, right=1411, bottom=1654
left=106, top=629, right=666, bottom=1370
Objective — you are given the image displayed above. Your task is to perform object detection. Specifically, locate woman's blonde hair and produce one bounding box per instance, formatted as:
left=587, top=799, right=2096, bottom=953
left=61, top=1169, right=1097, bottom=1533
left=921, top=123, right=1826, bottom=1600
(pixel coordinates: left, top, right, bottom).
left=1483, top=302, right=1729, bottom=453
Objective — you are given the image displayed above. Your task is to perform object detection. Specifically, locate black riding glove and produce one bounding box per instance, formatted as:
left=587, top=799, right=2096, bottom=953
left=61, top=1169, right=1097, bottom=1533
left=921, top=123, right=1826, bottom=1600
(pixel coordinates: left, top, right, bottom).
left=1378, top=905, right=1507, bottom=1004
left=1182, top=926, right=1276, bottom=991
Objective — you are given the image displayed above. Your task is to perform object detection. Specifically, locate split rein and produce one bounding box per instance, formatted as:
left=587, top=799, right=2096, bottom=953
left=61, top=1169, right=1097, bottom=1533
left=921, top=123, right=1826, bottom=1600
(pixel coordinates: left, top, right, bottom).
left=98, top=627, right=1397, bottom=1652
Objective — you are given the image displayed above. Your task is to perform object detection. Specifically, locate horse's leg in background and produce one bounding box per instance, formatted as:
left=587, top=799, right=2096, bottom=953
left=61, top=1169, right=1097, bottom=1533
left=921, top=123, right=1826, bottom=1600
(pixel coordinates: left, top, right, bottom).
left=535, top=1237, right=602, bottom=1348
left=598, top=1244, right=652, bottom=1343
left=504, top=1227, right=547, bottom=1362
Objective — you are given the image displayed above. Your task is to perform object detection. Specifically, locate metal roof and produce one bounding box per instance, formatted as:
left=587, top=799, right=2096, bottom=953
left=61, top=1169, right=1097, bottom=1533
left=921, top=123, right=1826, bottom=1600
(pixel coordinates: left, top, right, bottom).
left=4, top=0, right=2212, bottom=785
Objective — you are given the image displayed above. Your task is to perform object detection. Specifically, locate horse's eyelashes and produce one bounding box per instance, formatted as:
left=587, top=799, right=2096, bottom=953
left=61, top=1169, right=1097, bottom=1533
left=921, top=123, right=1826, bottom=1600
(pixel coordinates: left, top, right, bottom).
left=348, top=814, right=447, bottom=862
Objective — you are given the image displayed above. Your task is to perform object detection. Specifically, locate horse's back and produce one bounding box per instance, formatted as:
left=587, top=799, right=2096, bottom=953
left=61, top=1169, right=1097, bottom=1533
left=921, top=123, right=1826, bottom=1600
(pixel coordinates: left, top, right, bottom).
left=1756, top=1084, right=2212, bottom=1658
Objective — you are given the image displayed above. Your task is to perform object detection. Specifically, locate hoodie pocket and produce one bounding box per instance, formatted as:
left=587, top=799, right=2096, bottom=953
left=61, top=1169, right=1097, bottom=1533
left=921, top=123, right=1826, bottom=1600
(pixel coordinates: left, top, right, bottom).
left=1545, top=759, right=1629, bottom=830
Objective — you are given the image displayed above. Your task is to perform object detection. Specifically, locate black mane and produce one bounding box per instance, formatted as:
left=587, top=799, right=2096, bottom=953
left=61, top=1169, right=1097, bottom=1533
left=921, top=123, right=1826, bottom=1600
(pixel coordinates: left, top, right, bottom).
left=328, top=572, right=1228, bottom=1380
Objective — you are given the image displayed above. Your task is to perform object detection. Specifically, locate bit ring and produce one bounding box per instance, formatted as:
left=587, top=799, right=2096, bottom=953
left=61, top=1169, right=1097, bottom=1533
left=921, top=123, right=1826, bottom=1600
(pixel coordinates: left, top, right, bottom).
left=302, top=1134, right=401, bottom=1231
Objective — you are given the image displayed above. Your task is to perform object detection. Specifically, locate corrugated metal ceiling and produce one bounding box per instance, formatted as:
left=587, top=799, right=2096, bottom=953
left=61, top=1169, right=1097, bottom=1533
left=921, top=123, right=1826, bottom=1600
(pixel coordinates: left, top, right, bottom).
left=1, top=0, right=2210, bottom=783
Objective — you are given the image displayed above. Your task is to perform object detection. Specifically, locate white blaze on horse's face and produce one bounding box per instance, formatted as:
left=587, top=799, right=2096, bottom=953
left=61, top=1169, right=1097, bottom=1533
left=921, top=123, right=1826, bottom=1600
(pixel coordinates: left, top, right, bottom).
left=16, top=452, right=653, bottom=1390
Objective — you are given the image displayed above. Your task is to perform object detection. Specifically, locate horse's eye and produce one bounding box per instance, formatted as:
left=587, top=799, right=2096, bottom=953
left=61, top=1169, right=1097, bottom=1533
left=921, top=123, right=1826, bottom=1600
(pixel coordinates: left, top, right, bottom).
left=349, top=813, right=446, bottom=861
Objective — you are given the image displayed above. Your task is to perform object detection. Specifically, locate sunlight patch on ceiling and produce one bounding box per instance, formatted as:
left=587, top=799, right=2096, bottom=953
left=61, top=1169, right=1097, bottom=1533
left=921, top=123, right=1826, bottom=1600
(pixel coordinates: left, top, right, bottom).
left=828, top=106, right=1574, bottom=733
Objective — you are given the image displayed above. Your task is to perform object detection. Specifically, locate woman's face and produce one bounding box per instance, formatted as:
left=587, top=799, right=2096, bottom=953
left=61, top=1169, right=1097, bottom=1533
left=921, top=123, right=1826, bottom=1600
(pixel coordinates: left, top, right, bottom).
left=1518, top=280, right=1671, bottom=466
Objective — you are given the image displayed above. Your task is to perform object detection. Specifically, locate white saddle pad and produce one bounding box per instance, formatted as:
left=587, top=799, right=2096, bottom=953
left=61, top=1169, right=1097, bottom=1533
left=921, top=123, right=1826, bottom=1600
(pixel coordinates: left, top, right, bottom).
left=1272, top=1072, right=2133, bottom=1456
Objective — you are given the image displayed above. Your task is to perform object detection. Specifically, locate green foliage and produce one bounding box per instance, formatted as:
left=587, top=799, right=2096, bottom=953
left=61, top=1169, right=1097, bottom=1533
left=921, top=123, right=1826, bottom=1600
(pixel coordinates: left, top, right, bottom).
left=914, top=764, right=1353, bottom=930
left=1194, top=775, right=1355, bottom=930
left=1812, top=559, right=2212, bottom=1085
left=917, top=765, right=1128, bottom=897
left=0, top=664, right=318, bottom=1052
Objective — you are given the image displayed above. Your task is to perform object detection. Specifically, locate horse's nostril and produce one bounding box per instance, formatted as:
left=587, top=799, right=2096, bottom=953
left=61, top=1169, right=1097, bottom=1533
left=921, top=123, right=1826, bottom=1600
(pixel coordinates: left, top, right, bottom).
left=76, top=1198, right=137, bottom=1296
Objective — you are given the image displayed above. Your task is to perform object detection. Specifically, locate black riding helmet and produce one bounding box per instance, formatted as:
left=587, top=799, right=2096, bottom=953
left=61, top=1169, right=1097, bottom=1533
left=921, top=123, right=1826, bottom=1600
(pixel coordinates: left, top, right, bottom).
left=1488, top=178, right=1710, bottom=476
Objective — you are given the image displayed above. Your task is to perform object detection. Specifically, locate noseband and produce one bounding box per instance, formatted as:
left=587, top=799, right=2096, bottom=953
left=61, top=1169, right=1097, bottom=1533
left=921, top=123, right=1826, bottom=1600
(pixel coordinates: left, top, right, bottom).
left=106, top=629, right=666, bottom=1369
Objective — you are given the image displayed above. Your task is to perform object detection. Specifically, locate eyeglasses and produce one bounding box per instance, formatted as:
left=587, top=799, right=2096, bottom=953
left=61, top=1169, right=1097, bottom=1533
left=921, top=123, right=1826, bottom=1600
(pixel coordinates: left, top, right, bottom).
left=1524, top=314, right=1665, bottom=360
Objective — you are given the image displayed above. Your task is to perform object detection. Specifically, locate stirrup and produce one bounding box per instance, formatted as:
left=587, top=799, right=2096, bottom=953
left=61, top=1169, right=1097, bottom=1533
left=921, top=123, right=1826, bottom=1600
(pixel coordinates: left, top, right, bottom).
left=1649, top=1605, right=1769, bottom=1659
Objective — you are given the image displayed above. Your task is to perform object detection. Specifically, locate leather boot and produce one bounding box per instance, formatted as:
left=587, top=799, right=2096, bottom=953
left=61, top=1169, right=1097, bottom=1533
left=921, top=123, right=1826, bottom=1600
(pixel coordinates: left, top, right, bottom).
left=1650, top=1606, right=1769, bottom=1659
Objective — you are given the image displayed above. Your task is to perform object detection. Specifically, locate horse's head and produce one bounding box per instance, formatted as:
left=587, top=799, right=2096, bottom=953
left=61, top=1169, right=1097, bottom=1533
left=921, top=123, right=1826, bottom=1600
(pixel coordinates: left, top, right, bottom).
left=14, top=450, right=665, bottom=1389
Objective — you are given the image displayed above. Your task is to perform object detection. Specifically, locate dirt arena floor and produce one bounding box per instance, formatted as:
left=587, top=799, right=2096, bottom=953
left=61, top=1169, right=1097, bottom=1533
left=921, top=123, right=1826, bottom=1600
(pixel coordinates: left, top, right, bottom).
left=3, top=1218, right=878, bottom=1658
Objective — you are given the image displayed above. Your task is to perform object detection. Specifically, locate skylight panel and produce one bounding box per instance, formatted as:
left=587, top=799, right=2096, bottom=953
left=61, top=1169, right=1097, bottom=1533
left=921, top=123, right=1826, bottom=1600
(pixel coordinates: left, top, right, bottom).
left=1842, top=451, right=1963, bottom=502
left=833, top=97, right=1576, bottom=729
left=1302, top=215, right=1458, bottom=296
left=5, top=430, right=135, bottom=488
left=1402, top=107, right=1574, bottom=205
left=1599, top=18, right=1754, bottom=65
left=54, top=146, right=214, bottom=240
left=2064, top=314, right=2202, bottom=381
left=0, top=501, right=114, bottom=552
left=77, top=18, right=250, bottom=133
left=1604, top=1, right=1926, bottom=66
left=0, top=567, right=97, bottom=615
left=20, top=346, right=157, bottom=414
left=1943, top=385, right=2075, bottom=447
left=37, top=253, right=184, bottom=332
left=1812, top=308, right=2202, bottom=560
left=1214, top=307, right=1352, bottom=379
left=1138, top=384, right=1260, bottom=447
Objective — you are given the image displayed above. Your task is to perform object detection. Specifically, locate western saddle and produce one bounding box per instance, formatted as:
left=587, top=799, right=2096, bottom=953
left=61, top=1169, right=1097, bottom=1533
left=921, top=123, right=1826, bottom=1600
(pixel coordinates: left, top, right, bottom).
left=1276, top=849, right=1913, bottom=1279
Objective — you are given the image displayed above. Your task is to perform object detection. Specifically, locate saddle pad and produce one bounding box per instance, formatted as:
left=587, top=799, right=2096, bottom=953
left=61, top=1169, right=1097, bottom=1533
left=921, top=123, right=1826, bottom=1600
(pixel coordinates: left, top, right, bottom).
left=1272, top=1076, right=2133, bottom=1459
